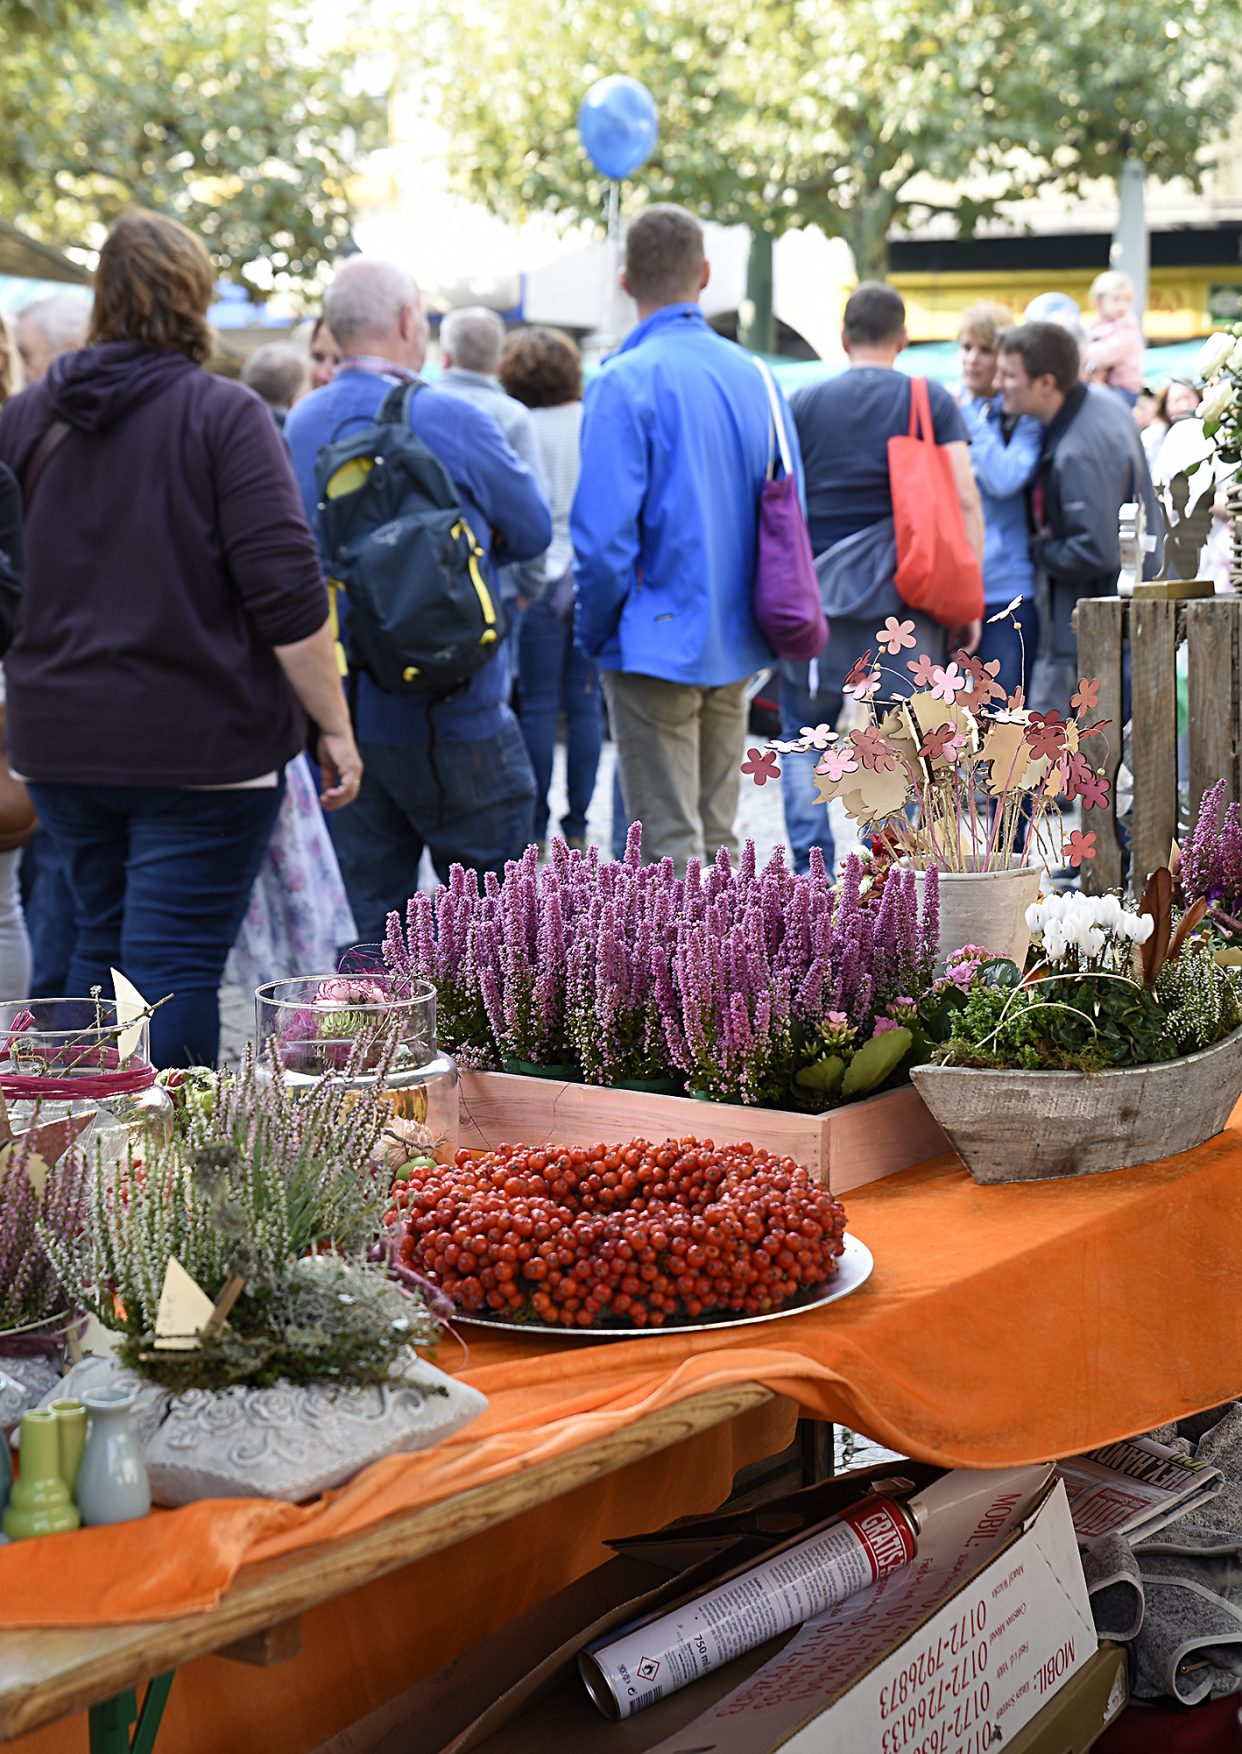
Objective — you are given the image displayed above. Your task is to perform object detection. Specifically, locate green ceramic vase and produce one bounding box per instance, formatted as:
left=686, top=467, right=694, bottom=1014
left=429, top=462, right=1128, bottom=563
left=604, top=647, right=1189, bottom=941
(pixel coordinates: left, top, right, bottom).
left=51, top=1399, right=87, bottom=1496
left=3, top=1409, right=79, bottom=1539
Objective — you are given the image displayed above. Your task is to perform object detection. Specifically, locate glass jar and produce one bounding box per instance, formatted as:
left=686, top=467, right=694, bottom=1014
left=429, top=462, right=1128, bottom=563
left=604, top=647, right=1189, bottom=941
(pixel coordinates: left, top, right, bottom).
left=0, top=998, right=174, bottom=1167
left=255, top=976, right=460, bottom=1165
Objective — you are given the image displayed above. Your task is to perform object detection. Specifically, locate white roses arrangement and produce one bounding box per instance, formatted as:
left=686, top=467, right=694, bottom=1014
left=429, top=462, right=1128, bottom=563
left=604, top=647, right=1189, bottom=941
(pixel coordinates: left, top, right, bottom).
left=1026, top=891, right=1153, bottom=974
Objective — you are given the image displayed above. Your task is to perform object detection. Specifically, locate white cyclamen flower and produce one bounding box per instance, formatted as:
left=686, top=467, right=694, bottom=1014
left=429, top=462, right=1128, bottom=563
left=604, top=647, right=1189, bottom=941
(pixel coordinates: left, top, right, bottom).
left=1082, top=927, right=1107, bottom=960
left=1229, top=336, right=1242, bottom=374
left=1026, top=901, right=1045, bottom=932
left=1097, top=893, right=1123, bottom=928
left=1043, top=920, right=1068, bottom=963
left=1201, top=378, right=1238, bottom=425
left=1199, top=331, right=1236, bottom=379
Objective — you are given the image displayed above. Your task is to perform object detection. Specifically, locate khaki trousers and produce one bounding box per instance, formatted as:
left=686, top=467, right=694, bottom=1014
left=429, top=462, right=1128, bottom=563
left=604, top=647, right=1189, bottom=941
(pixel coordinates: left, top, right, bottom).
left=601, top=670, right=750, bottom=873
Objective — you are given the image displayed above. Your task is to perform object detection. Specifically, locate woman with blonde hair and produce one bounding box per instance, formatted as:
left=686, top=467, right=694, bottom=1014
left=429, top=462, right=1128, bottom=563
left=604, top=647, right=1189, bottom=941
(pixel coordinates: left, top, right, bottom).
left=0, top=210, right=361, bottom=1064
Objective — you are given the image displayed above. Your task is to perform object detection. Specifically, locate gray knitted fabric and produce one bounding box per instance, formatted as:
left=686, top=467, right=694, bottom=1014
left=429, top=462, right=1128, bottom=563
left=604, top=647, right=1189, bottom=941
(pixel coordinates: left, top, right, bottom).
left=1082, top=1405, right=1242, bottom=1704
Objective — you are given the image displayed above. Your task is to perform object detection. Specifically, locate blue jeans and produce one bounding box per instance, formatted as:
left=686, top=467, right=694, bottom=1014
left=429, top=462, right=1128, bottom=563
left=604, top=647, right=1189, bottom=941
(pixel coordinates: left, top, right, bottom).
left=779, top=609, right=947, bottom=874
left=27, top=781, right=284, bottom=1068
left=516, top=599, right=603, bottom=842
left=331, top=712, right=537, bottom=944
left=977, top=599, right=1039, bottom=704
left=20, top=827, right=75, bottom=995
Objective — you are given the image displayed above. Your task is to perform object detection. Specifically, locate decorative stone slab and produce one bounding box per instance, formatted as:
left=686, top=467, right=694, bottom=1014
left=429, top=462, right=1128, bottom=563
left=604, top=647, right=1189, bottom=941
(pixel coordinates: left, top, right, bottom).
left=910, top=1025, right=1242, bottom=1183
left=42, top=1352, right=486, bottom=1505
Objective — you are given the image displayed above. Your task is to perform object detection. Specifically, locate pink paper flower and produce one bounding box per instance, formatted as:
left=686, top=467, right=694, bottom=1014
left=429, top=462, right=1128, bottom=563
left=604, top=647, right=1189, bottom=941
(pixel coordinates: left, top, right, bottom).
left=1071, top=677, right=1101, bottom=713
left=815, top=745, right=860, bottom=783
left=849, top=725, right=899, bottom=772
left=844, top=666, right=881, bottom=703
left=1024, top=710, right=1068, bottom=760
left=917, top=723, right=959, bottom=760
left=741, top=747, right=781, bottom=786
left=907, top=652, right=939, bottom=688
left=929, top=662, right=967, bottom=705
left=1064, top=829, right=1098, bottom=867
left=987, top=596, right=1024, bottom=623
left=798, top=723, right=835, bottom=749
left=876, top=615, right=917, bottom=655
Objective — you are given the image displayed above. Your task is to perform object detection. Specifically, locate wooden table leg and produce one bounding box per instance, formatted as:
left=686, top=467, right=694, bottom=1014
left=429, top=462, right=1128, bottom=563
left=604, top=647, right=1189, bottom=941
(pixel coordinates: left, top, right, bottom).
left=798, top=1418, right=835, bottom=1484
left=88, top=1672, right=174, bottom=1754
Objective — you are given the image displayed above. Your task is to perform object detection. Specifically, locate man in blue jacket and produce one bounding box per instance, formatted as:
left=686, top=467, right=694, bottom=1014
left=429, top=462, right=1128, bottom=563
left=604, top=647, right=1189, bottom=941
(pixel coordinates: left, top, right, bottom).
left=571, top=206, right=798, bottom=871
left=285, top=257, right=551, bottom=941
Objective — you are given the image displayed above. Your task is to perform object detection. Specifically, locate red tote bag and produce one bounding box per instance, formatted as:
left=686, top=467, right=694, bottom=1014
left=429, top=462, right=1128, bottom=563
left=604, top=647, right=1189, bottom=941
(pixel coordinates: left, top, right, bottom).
left=887, top=377, right=983, bottom=628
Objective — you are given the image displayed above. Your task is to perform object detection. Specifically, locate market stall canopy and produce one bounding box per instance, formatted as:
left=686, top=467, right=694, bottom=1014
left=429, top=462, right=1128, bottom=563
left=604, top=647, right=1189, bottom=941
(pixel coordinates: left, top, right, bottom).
left=0, top=220, right=89, bottom=286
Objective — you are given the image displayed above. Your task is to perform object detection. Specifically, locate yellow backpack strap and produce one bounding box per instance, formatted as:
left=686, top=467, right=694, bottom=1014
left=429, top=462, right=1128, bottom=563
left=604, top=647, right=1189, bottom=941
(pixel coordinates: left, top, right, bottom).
left=328, top=578, right=348, bottom=676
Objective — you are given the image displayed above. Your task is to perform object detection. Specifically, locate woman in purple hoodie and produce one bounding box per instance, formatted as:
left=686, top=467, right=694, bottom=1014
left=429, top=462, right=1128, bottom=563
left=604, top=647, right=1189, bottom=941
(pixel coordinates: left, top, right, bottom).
left=0, top=211, right=361, bottom=1066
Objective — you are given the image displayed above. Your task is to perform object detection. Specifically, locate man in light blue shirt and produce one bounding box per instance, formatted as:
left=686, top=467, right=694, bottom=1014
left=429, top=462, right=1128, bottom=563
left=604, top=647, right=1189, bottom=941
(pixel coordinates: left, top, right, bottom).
left=571, top=205, right=799, bottom=871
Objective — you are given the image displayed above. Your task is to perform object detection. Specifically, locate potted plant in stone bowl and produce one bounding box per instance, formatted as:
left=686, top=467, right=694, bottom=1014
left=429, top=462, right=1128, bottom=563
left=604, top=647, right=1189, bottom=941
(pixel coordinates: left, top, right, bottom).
left=742, top=606, right=1114, bottom=970
left=909, top=871, right=1242, bottom=1182
left=0, top=1122, right=90, bottom=1429
left=39, top=1052, right=485, bottom=1504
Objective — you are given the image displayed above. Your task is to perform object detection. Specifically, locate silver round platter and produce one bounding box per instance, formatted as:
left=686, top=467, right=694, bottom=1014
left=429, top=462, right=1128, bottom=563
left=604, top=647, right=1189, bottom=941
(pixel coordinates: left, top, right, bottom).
left=450, top=1233, right=874, bottom=1340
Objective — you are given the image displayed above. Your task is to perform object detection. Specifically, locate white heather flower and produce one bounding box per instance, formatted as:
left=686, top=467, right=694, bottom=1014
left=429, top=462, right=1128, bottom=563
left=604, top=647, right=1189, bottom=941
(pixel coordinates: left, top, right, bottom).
left=1199, top=331, right=1235, bottom=379
left=1201, top=378, right=1238, bottom=425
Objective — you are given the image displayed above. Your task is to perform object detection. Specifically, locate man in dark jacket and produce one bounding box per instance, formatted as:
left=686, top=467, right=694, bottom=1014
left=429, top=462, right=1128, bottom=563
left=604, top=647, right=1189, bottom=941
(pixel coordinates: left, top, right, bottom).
left=996, top=322, right=1160, bottom=703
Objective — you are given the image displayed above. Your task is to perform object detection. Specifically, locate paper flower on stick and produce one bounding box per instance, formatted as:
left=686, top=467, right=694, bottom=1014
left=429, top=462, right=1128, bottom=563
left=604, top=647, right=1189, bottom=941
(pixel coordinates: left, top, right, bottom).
left=1024, top=710, right=1068, bottom=760
left=849, top=725, right=899, bottom=772
left=1065, top=752, right=1110, bottom=810
left=769, top=738, right=807, bottom=754
left=1064, top=829, right=1098, bottom=867
left=741, top=748, right=781, bottom=786
left=798, top=723, right=834, bottom=749
left=1071, top=677, right=1100, bottom=713
left=843, top=664, right=881, bottom=703
left=907, top=653, right=939, bottom=688
left=987, top=597, right=1024, bottom=623
left=918, top=723, right=962, bottom=761
left=876, top=616, right=917, bottom=655
left=930, top=662, right=968, bottom=705
left=959, top=654, right=1006, bottom=706
left=816, top=745, right=859, bottom=783
left=1008, top=685, right=1025, bottom=711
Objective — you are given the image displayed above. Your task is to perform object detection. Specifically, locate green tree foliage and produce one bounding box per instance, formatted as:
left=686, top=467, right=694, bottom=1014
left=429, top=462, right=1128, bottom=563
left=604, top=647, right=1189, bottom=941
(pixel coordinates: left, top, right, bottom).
left=0, top=0, right=384, bottom=291
left=415, top=0, right=1242, bottom=281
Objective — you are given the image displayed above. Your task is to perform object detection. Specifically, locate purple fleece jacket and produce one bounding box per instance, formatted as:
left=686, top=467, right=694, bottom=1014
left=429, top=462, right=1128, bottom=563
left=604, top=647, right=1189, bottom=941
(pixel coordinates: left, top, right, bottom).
left=0, top=342, right=329, bottom=785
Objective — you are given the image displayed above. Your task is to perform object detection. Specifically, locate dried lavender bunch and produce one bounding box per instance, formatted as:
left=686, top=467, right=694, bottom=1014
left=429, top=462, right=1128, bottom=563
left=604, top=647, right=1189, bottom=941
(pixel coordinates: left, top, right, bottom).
left=0, top=1133, right=89, bottom=1329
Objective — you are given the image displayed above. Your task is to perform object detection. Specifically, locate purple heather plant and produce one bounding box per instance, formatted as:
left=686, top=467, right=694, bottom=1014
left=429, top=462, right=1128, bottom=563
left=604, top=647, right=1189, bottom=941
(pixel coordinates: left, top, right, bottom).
left=3, top=1132, right=89, bottom=1330
left=1180, top=780, right=1242, bottom=929
left=383, top=827, right=939, bottom=1107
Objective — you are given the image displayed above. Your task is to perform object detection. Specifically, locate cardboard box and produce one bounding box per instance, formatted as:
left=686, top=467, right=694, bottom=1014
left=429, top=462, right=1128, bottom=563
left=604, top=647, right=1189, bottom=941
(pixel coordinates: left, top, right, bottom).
left=442, top=1465, right=1098, bottom=1754
left=1007, top=1643, right=1128, bottom=1754
left=456, top=1071, right=947, bottom=1191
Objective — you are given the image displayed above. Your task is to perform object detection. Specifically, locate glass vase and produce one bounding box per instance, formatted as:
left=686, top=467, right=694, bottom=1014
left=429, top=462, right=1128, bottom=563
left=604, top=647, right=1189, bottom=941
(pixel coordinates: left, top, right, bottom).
left=255, top=976, right=460, bottom=1165
left=0, top=998, right=174, bottom=1167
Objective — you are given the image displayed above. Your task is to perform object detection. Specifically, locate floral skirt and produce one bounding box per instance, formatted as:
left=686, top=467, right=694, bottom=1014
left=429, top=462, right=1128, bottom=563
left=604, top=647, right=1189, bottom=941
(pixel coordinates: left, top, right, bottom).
left=225, top=756, right=356, bottom=990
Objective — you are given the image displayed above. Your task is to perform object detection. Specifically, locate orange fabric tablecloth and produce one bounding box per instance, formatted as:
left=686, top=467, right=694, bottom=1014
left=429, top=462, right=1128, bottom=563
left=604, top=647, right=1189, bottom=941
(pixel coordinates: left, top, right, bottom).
left=6, top=1114, right=1242, bottom=1636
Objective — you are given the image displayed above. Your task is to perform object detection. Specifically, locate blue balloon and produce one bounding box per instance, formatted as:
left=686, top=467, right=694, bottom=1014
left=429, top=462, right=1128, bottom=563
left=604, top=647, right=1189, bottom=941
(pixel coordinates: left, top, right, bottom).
left=577, top=76, right=658, bottom=181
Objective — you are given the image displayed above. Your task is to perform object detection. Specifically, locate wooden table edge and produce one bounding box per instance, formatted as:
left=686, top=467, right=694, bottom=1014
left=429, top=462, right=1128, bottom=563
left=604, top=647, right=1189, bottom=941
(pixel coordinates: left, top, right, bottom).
left=0, top=1379, right=778, bottom=1740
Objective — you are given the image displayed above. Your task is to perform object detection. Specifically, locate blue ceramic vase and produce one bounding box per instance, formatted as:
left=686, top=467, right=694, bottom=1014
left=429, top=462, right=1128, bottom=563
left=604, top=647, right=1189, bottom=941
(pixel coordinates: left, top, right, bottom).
left=76, top=1387, right=150, bottom=1526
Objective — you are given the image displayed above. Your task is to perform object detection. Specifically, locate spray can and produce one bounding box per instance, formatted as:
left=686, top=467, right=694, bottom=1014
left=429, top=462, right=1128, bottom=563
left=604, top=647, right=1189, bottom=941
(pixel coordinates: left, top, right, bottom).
left=580, top=1487, right=922, bottom=1720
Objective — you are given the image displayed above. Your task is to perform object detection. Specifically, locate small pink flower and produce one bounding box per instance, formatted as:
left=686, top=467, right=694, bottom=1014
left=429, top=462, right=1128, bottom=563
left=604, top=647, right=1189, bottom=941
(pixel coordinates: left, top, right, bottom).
left=741, top=747, right=781, bottom=786
left=918, top=723, right=960, bottom=761
left=876, top=615, right=917, bottom=655
left=815, top=745, right=859, bottom=783
left=844, top=666, right=881, bottom=703
left=907, top=652, right=939, bottom=688
left=799, top=723, right=835, bottom=749
left=849, top=725, right=899, bottom=772
left=314, top=976, right=389, bottom=1008
left=1064, top=829, right=1098, bottom=867
left=930, top=662, right=967, bottom=705
left=1071, top=677, right=1101, bottom=713
left=871, top=1017, right=900, bottom=1036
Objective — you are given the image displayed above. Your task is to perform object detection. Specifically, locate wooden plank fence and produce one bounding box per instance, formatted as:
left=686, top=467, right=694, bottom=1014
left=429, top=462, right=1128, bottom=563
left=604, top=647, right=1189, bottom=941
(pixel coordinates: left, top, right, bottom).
left=1074, top=595, right=1242, bottom=894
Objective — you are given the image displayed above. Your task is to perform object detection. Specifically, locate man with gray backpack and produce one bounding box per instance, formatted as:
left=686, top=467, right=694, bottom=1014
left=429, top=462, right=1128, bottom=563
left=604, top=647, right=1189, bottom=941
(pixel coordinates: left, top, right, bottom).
left=285, top=257, right=551, bottom=942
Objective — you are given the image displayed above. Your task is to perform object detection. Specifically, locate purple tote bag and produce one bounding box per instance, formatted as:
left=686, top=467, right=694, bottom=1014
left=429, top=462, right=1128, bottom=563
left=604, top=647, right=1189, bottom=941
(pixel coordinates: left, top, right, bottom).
left=753, top=358, right=828, bottom=663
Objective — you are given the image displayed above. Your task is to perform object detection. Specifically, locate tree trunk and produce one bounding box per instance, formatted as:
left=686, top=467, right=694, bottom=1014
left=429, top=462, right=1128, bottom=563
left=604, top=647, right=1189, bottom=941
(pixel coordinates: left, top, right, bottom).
left=844, top=197, right=895, bottom=282
left=739, top=229, right=775, bottom=354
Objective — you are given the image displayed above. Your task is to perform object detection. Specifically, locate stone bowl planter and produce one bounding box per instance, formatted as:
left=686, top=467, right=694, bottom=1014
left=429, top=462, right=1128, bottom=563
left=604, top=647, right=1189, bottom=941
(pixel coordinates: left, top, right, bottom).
left=39, top=1350, right=487, bottom=1505
left=912, top=860, right=1044, bottom=971
left=910, top=1025, right=1242, bottom=1183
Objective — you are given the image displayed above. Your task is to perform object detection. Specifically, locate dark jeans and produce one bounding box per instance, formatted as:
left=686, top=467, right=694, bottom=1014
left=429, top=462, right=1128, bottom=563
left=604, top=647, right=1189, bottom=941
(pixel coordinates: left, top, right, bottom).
left=331, top=713, right=537, bottom=944
left=977, top=598, right=1039, bottom=704
left=27, top=781, right=283, bottom=1068
left=516, top=599, right=603, bottom=842
left=20, top=827, right=75, bottom=995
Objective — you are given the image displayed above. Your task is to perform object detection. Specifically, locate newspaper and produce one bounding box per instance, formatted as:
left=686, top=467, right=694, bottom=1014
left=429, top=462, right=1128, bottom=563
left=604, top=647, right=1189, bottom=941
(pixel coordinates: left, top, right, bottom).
left=1058, top=1435, right=1224, bottom=1544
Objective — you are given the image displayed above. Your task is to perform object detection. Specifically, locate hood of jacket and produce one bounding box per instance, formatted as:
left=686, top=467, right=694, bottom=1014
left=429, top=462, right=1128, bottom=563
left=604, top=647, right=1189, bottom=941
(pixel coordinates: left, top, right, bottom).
left=46, top=341, right=197, bottom=432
